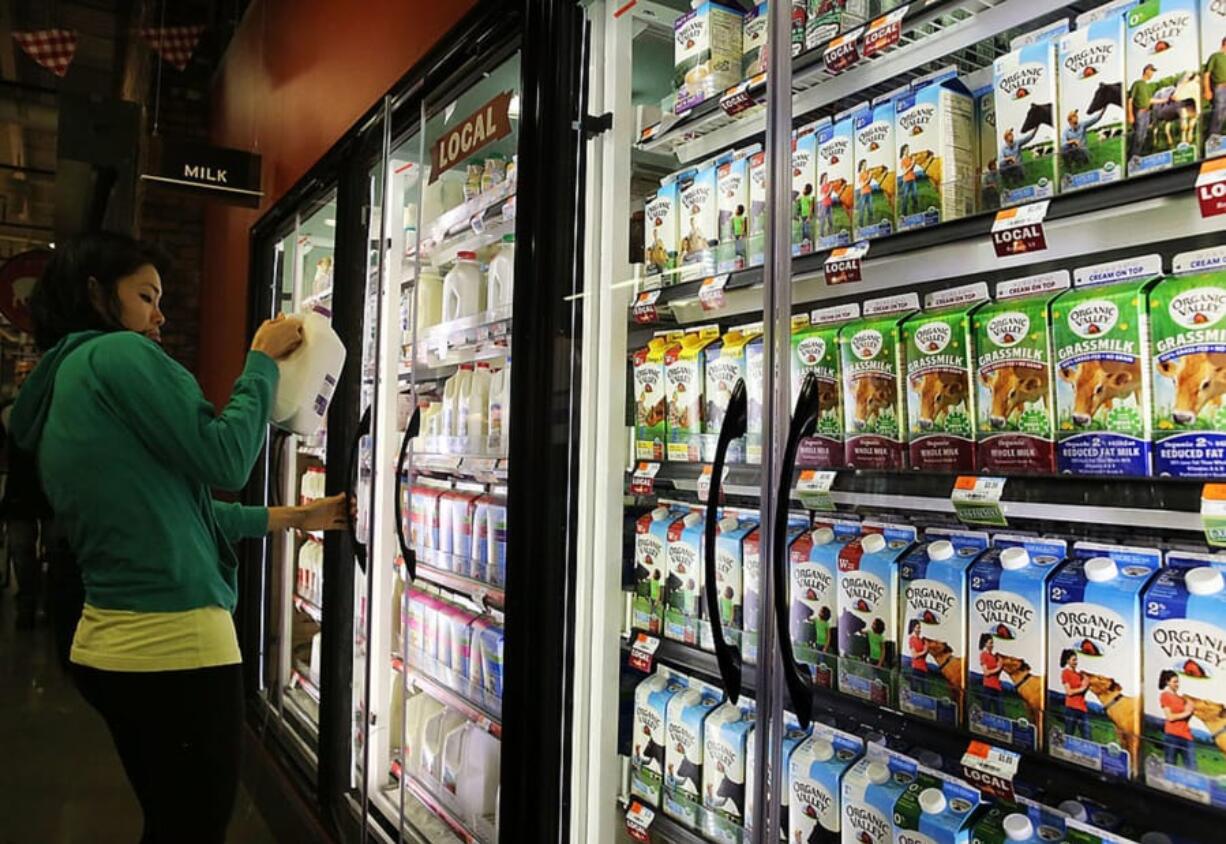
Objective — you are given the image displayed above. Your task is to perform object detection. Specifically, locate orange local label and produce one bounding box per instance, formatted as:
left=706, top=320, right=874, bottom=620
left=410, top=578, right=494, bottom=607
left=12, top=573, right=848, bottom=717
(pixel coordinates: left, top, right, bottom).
left=429, top=91, right=514, bottom=183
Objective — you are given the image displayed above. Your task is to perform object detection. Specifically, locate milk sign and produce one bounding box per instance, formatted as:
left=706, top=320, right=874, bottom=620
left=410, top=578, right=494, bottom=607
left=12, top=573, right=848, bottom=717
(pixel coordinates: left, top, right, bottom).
left=429, top=91, right=514, bottom=183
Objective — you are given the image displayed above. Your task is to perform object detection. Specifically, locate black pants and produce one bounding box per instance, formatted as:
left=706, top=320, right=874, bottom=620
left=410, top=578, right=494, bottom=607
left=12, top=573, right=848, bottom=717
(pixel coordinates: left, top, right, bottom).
left=71, top=662, right=244, bottom=844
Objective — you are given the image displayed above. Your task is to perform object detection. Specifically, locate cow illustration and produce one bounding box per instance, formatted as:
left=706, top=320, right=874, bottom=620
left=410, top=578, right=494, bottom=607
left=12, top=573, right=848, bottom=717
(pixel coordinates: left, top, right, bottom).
left=980, top=365, right=1048, bottom=428
left=815, top=378, right=839, bottom=416
left=671, top=754, right=701, bottom=788
left=1058, top=360, right=1141, bottom=426
left=851, top=374, right=896, bottom=429
left=791, top=597, right=815, bottom=644
left=1150, top=73, right=1201, bottom=149
left=707, top=768, right=746, bottom=817
left=1021, top=102, right=1054, bottom=135
left=864, top=164, right=895, bottom=204
left=640, top=725, right=665, bottom=770
left=1157, top=352, right=1226, bottom=424
left=1087, top=81, right=1123, bottom=119
left=828, top=178, right=855, bottom=221
left=910, top=370, right=968, bottom=429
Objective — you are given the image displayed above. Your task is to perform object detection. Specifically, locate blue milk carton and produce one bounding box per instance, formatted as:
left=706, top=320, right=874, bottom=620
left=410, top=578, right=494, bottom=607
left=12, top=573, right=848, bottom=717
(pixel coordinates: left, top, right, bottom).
left=792, top=519, right=862, bottom=690
left=853, top=94, right=899, bottom=241
left=790, top=723, right=865, bottom=844
left=1125, top=0, right=1202, bottom=177
left=1141, top=558, right=1226, bottom=807
left=745, top=516, right=810, bottom=666
left=1046, top=541, right=1162, bottom=780
left=745, top=712, right=810, bottom=837
left=895, top=70, right=977, bottom=233
left=703, top=515, right=758, bottom=652
left=666, top=511, right=706, bottom=645
left=837, top=523, right=919, bottom=707
left=968, top=535, right=1067, bottom=752
left=899, top=529, right=990, bottom=727
left=664, top=679, right=724, bottom=828
left=703, top=696, right=757, bottom=842
left=631, top=669, right=690, bottom=806
left=842, top=748, right=919, bottom=844
left=818, top=109, right=856, bottom=249
left=892, top=769, right=983, bottom=844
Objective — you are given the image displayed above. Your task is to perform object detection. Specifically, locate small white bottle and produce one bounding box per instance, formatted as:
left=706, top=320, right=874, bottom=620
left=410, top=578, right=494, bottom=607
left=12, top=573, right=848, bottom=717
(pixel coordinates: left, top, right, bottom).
left=486, top=234, right=515, bottom=314
left=488, top=361, right=511, bottom=455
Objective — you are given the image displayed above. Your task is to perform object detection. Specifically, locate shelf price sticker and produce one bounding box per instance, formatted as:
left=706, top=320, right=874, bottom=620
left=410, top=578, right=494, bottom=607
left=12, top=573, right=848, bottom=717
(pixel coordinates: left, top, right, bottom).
left=625, top=800, right=656, bottom=842
left=628, top=632, right=661, bottom=674
left=697, top=464, right=730, bottom=503
left=631, top=461, right=661, bottom=496
left=863, top=5, right=909, bottom=57
left=1196, top=157, right=1226, bottom=218
left=633, top=289, right=662, bottom=324
left=796, top=469, right=837, bottom=511
left=991, top=201, right=1049, bottom=258
left=719, top=74, right=766, bottom=118
left=824, top=27, right=864, bottom=74
left=699, top=274, right=730, bottom=311
left=960, top=741, right=1020, bottom=801
left=951, top=476, right=1007, bottom=526
left=1202, top=484, right=1226, bottom=547
left=824, top=241, right=869, bottom=285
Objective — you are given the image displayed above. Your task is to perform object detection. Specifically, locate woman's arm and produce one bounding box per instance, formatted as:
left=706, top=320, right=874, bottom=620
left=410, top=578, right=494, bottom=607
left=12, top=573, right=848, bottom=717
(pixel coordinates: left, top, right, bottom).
left=267, top=494, right=350, bottom=532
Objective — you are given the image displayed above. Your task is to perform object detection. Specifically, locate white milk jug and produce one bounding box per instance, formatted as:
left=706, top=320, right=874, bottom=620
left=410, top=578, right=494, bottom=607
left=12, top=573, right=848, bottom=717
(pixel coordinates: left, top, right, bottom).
left=488, top=363, right=510, bottom=454
left=272, top=310, right=346, bottom=436
left=442, top=252, right=485, bottom=323
left=452, top=727, right=500, bottom=818
left=421, top=708, right=467, bottom=780
left=441, top=722, right=470, bottom=793
left=460, top=365, right=492, bottom=442
left=486, top=235, right=515, bottom=312
left=443, top=369, right=473, bottom=439
left=420, top=400, right=443, bottom=439
left=405, top=692, right=444, bottom=775
left=416, top=269, right=444, bottom=336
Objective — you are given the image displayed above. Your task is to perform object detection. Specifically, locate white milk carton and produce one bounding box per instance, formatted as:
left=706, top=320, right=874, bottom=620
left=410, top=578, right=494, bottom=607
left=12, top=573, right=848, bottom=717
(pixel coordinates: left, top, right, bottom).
left=717, top=147, right=757, bottom=274
left=819, top=109, right=856, bottom=249
left=994, top=35, right=1062, bottom=207
left=703, top=697, right=757, bottom=841
left=663, top=679, right=724, bottom=828
left=743, top=2, right=769, bottom=78
left=806, top=0, right=869, bottom=48
left=678, top=159, right=721, bottom=282
left=645, top=178, right=680, bottom=285
left=895, top=70, right=977, bottom=232
left=794, top=122, right=821, bottom=256
left=1202, top=0, right=1226, bottom=157
left=665, top=511, right=706, bottom=645
left=675, top=2, right=745, bottom=114
left=704, top=515, right=758, bottom=652
left=631, top=669, right=690, bottom=805
left=748, top=149, right=768, bottom=268
left=1125, top=0, right=1202, bottom=176
left=854, top=94, right=899, bottom=241
left=1058, top=18, right=1128, bottom=192
left=841, top=747, right=919, bottom=844
left=965, top=67, right=1000, bottom=212
left=791, top=519, right=863, bottom=690
left=790, top=724, right=865, bottom=844
left=892, top=767, right=983, bottom=844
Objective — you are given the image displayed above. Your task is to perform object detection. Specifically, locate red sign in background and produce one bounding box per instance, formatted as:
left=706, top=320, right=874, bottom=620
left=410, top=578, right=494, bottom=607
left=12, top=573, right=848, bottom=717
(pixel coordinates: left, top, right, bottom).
left=0, top=250, right=51, bottom=335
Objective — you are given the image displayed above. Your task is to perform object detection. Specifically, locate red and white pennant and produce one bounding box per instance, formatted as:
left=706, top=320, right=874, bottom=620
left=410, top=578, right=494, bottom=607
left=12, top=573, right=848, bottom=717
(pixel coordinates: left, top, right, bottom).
left=12, top=29, right=78, bottom=78
left=139, top=25, right=205, bottom=71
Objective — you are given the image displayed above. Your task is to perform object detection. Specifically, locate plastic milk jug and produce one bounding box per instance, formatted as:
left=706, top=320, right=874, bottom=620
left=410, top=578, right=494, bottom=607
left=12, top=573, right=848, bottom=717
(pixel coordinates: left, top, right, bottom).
left=460, top=365, right=492, bottom=441
left=487, top=235, right=515, bottom=311
left=420, top=400, right=443, bottom=439
left=416, top=269, right=444, bottom=336
left=443, top=368, right=473, bottom=438
left=442, top=251, right=485, bottom=322
left=404, top=690, right=444, bottom=775
left=421, top=708, right=466, bottom=780
left=451, top=726, right=500, bottom=818
left=488, top=363, right=511, bottom=454
left=272, top=310, right=346, bottom=436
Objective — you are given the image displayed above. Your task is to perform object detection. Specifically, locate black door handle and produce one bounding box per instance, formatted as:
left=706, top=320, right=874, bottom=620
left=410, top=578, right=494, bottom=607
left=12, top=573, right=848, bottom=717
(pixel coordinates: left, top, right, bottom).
left=703, top=379, right=748, bottom=703
left=771, top=371, right=824, bottom=728
left=394, top=404, right=422, bottom=581
left=347, top=406, right=372, bottom=573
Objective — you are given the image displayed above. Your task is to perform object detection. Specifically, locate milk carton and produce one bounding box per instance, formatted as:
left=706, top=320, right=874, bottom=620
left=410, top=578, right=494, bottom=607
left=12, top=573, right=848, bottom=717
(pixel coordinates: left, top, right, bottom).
left=664, top=679, right=724, bottom=828
left=1125, top=0, right=1201, bottom=176
left=749, top=150, right=768, bottom=267
left=635, top=331, right=683, bottom=462
left=903, top=283, right=990, bottom=472
left=703, top=697, right=757, bottom=841
left=994, top=37, right=1061, bottom=207
left=794, top=123, right=820, bottom=256
left=793, top=304, right=859, bottom=468
left=806, top=0, right=868, bottom=48
left=972, top=796, right=1071, bottom=844
left=968, top=535, right=1067, bottom=752
left=895, top=71, right=977, bottom=232
left=635, top=506, right=688, bottom=635
left=470, top=617, right=504, bottom=701
left=745, top=517, right=809, bottom=666
left=1053, top=257, right=1161, bottom=475
left=743, top=3, right=769, bottom=78
left=842, top=293, right=920, bottom=469
left=1058, top=18, right=1127, bottom=192
left=631, top=669, right=690, bottom=805
left=704, top=515, right=758, bottom=652
left=678, top=160, right=721, bottom=282
left=975, top=271, right=1070, bottom=474
left=667, top=325, right=722, bottom=462
left=666, top=511, right=706, bottom=645
left=899, top=529, right=990, bottom=727
left=745, top=326, right=767, bottom=463
left=818, top=110, right=856, bottom=249
left=717, top=148, right=756, bottom=274
left=1064, top=819, right=1142, bottom=844
left=744, top=713, right=809, bottom=837
left=705, top=324, right=761, bottom=462
left=645, top=179, right=679, bottom=284
left=674, top=2, right=745, bottom=114
left=892, top=769, right=983, bottom=844
left=965, top=67, right=1000, bottom=212
left=1202, top=0, right=1226, bottom=157
left=854, top=95, right=898, bottom=241
left=837, top=522, right=918, bottom=707
left=841, top=749, right=919, bottom=844
left=1046, top=542, right=1162, bottom=779
left=1141, top=560, right=1226, bottom=807
left=790, top=724, right=865, bottom=844
left=792, top=520, right=863, bottom=689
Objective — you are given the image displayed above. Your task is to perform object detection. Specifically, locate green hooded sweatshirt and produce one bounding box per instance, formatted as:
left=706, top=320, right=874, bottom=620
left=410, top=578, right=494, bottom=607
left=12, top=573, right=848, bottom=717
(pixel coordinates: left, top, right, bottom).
left=9, top=330, right=276, bottom=613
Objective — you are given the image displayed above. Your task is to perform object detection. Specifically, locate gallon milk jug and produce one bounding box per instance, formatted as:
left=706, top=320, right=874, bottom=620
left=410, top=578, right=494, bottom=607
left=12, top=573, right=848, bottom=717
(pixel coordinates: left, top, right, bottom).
left=488, top=363, right=511, bottom=455
left=460, top=365, right=492, bottom=442
left=420, top=400, right=443, bottom=440
left=416, top=269, right=444, bottom=336
left=453, top=727, right=500, bottom=820
left=442, top=252, right=485, bottom=322
left=443, top=368, right=473, bottom=440
left=404, top=691, right=444, bottom=776
left=272, top=310, right=346, bottom=436
left=486, top=235, right=515, bottom=313
left=421, top=708, right=467, bottom=780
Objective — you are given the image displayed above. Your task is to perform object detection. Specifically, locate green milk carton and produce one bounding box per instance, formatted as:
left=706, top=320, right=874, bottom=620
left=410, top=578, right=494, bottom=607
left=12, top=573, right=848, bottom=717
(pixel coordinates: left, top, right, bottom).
left=793, top=304, right=860, bottom=468
left=842, top=292, right=920, bottom=469
left=892, top=768, right=983, bottom=844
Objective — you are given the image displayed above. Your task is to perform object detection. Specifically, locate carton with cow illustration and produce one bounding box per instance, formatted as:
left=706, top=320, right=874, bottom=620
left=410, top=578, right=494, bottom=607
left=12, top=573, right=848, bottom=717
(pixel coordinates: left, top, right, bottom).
left=665, top=511, right=706, bottom=645
left=791, top=519, right=862, bottom=690
left=635, top=330, right=684, bottom=462
left=975, top=270, right=1069, bottom=475
left=892, top=767, right=983, bottom=844
left=1058, top=17, right=1127, bottom=192
left=634, top=505, right=690, bottom=635
left=748, top=150, right=768, bottom=267
left=994, top=36, right=1061, bottom=206
left=745, top=516, right=810, bottom=667
left=818, top=109, right=856, bottom=249
left=674, top=2, right=745, bottom=114
left=965, top=67, right=1000, bottom=212
left=894, top=69, right=977, bottom=232
left=677, top=159, right=722, bottom=282
left=744, top=712, right=808, bottom=837
left=742, top=2, right=769, bottom=78
left=704, top=324, right=762, bottom=463
left=667, top=325, right=722, bottom=462
left=644, top=178, right=679, bottom=284
left=793, top=304, right=859, bottom=468
left=899, top=529, right=990, bottom=727
left=837, top=522, right=918, bottom=707
left=703, top=696, right=756, bottom=842
left=631, top=668, right=690, bottom=806
left=703, top=515, right=758, bottom=653
left=663, top=678, right=724, bottom=829
left=853, top=94, right=899, bottom=241
left=745, top=323, right=767, bottom=464
left=968, top=534, right=1066, bottom=752
left=1150, top=251, right=1226, bottom=477
left=718, top=147, right=757, bottom=274
left=904, top=282, right=990, bottom=472
left=794, top=123, right=821, bottom=257
left=842, top=293, right=920, bottom=469
left=840, top=747, right=918, bottom=844
left=1203, top=0, right=1226, bottom=158
left=1045, top=541, right=1162, bottom=781
left=1141, top=558, right=1226, bottom=808
left=1125, top=0, right=1202, bottom=177
left=789, top=723, right=864, bottom=844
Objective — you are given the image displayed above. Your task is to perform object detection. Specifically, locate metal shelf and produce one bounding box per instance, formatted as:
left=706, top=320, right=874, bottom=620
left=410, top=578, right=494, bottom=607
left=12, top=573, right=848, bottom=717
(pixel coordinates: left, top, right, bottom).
left=293, top=594, right=323, bottom=624
left=390, top=656, right=503, bottom=739
left=617, top=796, right=714, bottom=844
left=409, top=452, right=509, bottom=482
left=298, top=445, right=327, bottom=461
left=389, top=764, right=489, bottom=844
left=289, top=666, right=321, bottom=705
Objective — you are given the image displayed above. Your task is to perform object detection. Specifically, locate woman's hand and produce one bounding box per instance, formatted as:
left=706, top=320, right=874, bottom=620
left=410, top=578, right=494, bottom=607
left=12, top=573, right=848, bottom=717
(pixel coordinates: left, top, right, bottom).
left=252, top=314, right=304, bottom=360
left=266, top=494, right=351, bottom=533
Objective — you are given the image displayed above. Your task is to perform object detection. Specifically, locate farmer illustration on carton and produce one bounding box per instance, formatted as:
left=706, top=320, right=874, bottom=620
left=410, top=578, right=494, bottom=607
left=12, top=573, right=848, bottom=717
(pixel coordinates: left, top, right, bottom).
left=856, top=159, right=874, bottom=228
left=1060, top=649, right=1092, bottom=740
left=1159, top=669, right=1198, bottom=769
left=1062, top=108, right=1105, bottom=170
left=979, top=633, right=1005, bottom=715
left=999, top=126, right=1039, bottom=187
left=1204, top=37, right=1226, bottom=139
left=818, top=173, right=835, bottom=238
left=899, top=144, right=919, bottom=216
left=796, top=183, right=815, bottom=248
left=1128, top=63, right=1158, bottom=157
left=731, top=203, right=748, bottom=260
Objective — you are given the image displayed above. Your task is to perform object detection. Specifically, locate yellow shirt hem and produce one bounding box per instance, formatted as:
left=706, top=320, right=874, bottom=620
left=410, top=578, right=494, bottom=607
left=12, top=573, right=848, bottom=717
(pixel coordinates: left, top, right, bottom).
left=70, top=604, right=242, bottom=672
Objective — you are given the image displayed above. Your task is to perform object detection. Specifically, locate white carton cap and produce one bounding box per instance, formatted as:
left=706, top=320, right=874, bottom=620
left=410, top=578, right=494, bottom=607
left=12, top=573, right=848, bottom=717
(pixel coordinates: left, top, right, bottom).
left=811, top=738, right=835, bottom=762
left=1004, top=813, right=1034, bottom=841
left=813, top=527, right=835, bottom=545
left=719, top=516, right=740, bottom=532
left=1141, top=833, right=1173, bottom=844
left=1187, top=566, right=1226, bottom=596
left=928, top=540, right=955, bottom=561
left=919, top=788, right=947, bottom=815
left=652, top=506, right=670, bottom=520
left=1000, top=547, right=1030, bottom=570
left=866, top=761, right=890, bottom=784
left=684, top=511, right=702, bottom=527
left=1058, top=801, right=1088, bottom=822
left=862, top=533, right=887, bottom=554
left=1085, top=557, right=1119, bottom=582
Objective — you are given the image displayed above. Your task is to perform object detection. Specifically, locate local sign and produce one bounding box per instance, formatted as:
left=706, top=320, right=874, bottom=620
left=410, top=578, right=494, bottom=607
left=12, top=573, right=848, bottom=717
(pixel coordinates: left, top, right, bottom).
left=430, top=91, right=514, bottom=183
left=140, top=138, right=263, bottom=207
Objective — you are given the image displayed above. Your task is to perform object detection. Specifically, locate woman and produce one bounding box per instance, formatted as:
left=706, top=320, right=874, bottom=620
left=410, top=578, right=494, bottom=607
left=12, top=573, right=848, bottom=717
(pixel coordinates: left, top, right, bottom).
left=1060, top=649, right=1092, bottom=740
left=9, top=232, right=348, bottom=843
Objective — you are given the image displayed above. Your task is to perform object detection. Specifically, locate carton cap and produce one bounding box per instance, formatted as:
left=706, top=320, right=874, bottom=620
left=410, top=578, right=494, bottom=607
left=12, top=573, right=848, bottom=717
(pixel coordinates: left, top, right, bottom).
left=1004, top=814, right=1034, bottom=841
left=811, top=738, right=835, bottom=762
left=1000, top=547, right=1030, bottom=570
left=919, top=788, right=947, bottom=815
left=1085, top=557, right=1119, bottom=582
left=684, top=512, right=702, bottom=528
left=1187, top=566, right=1226, bottom=596
left=861, top=534, right=887, bottom=554
left=1058, top=801, right=1087, bottom=822
left=719, top=516, right=740, bottom=532
left=913, top=748, right=942, bottom=769
left=457, top=251, right=478, bottom=262
left=652, top=506, right=670, bottom=520
left=813, top=527, right=835, bottom=545
left=928, top=540, right=955, bottom=561
left=866, top=761, right=890, bottom=784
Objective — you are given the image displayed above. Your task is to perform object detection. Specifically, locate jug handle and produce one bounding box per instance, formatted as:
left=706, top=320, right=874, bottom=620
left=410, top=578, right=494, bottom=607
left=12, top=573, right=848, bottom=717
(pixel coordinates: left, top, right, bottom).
left=346, top=406, right=372, bottom=573
left=395, top=403, right=423, bottom=581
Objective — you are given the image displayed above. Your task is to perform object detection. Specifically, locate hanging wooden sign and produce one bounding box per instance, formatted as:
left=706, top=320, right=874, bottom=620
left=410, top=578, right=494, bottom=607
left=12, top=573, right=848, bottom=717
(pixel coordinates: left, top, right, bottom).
left=429, top=91, right=514, bottom=183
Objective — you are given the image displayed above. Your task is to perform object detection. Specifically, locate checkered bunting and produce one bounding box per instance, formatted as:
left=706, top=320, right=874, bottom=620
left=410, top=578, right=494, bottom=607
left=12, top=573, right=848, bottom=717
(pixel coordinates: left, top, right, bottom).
left=12, top=29, right=78, bottom=78
left=139, top=25, right=205, bottom=72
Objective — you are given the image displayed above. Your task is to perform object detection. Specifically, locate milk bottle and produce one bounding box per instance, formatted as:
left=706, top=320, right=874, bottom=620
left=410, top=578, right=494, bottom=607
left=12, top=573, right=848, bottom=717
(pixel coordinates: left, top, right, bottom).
left=421, top=707, right=467, bottom=780
left=443, top=368, right=473, bottom=441
left=404, top=691, right=445, bottom=775
left=272, top=310, right=346, bottom=437
left=417, top=269, right=444, bottom=336
left=487, top=235, right=515, bottom=313
left=442, top=251, right=485, bottom=322
left=460, top=364, right=493, bottom=445
left=488, top=362, right=511, bottom=455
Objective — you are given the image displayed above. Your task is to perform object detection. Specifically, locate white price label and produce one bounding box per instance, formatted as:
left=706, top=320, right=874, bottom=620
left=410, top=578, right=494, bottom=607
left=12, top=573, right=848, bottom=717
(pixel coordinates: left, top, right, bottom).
left=796, top=469, right=837, bottom=511
left=696, top=465, right=730, bottom=503
left=951, top=476, right=1007, bottom=526
left=625, top=801, right=656, bottom=841
left=628, top=632, right=661, bottom=672
left=699, top=274, right=729, bottom=311
left=960, top=741, right=1021, bottom=800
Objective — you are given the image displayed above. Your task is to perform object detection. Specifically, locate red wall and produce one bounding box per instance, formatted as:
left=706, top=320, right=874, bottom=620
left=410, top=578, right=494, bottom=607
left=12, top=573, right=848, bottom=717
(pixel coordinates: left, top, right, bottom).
left=200, top=0, right=476, bottom=405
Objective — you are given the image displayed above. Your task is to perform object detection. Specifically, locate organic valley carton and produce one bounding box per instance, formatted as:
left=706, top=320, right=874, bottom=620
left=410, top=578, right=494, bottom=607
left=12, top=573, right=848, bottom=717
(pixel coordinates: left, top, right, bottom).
left=968, top=535, right=1067, bottom=752
left=842, top=293, right=921, bottom=469
left=745, top=323, right=767, bottom=463
left=745, top=517, right=809, bottom=666
left=667, top=325, right=723, bottom=462
left=793, top=304, right=859, bottom=468
left=674, top=2, right=745, bottom=114
left=645, top=178, right=679, bottom=284
left=678, top=159, right=721, bottom=282
left=704, top=324, right=762, bottom=462
left=1125, top=0, right=1201, bottom=177
left=665, top=511, right=706, bottom=645
left=806, top=0, right=868, bottom=48
left=899, top=529, right=990, bottom=727
left=975, top=270, right=1069, bottom=474
left=854, top=94, right=899, bottom=241
left=635, top=331, right=683, bottom=461
left=1045, top=542, right=1162, bottom=780
left=791, top=520, right=862, bottom=689
left=703, top=697, right=757, bottom=841
left=818, top=110, right=856, bottom=249
left=1053, top=256, right=1161, bottom=475
left=664, top=679, right=724, bottom=828
left=837, top=522, right=918, bottom=707
left=745, top=713, right=809, bottom=836
left=972, top=795, right=1071, bottom=844
left=743, top=2, right=769, bottom=78
left=892, top=768, right=983, bottom=844
left=631, top=669, right=689, bottom=805
left=994, top=37, right=1061, bottom=207
left=749, top=150, right=768, bottom=267
left=903, top=283, right=990, bottom=472
left=1058, top=18, right=1128, bottom=192
left=841, top=748, right=918, bottom=844
left=1202, top=0, right=1226, bottom=157
left=965, top=67, right=1000, bottom=212
left=895, top=70, right=977, bottom=232
left=703, top=515, right=758, bottom=652
left=794, top=123, right=821, bottom=256
left=634, top=506, right=689, bottom=635
left=718, top=147, right=757, bottom=274
left=1141, top=559, right=1226, bottom=807
left=790, top=724, right=865, bottom=844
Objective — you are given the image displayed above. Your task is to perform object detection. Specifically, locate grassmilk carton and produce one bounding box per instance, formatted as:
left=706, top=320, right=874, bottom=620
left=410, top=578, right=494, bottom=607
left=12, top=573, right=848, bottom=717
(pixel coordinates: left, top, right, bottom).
left=631, top=669, right=690, bottom=805
left=965, top=67, right=1000, bottom=212
left=838, top=522, right=919, bottom=707
left=718, top=147, right=757, bottom=274
left=794, top=123, right=821, bottom=256
left=667, top=325, right=723, bottom=462
left=1126, top=0, right=1202, bottom=176
left=842, top=293, right=920, bottom=469
left=635, top=331, right=683, bottom=461
left=749, top=150, right=768, bottom=267
left=793, top=304, right=859, bottom=468
left=704, top=515, right=758, bottom=652
left=968, top=535, right=1067, bottom=752
left=703, top=697, right=757, bottom=841
left=792, top=520, right=863, bottom=689
left=746, top=517, right=810, bottom=666
left=666, top=511, right=706, bottom=645
left=994, top=36, right=1062, bottom=207
left=892, top=768, right=983, bottom=844
left=1150, top=249, right=1226, bottom=476
left=854, top=94, right=899, bottom=241
left=1202, top=0, right=1226, bottom=157
left=841, top=748, right=919, bottom=844
left=704, top=324, right=762, bottom=462
left=645, top=178, right=679, bottom=285
left=675, top=2, right=745, bottom=114
left=972, top=795, right=1071, bottom=844
left=664, top=679, right=724, bottom=828
left=743, top=2, right=769, bottom=78
left=1053, top=256, right=1162, bottom=475
left=1046, top=542, right=1162, bottom=780
left=895, top=70, right=977, bottom=232
left=635, top=506, right=689, bottom=635
left=791, top=724, right=865, bottom=844
left=899, top=529, right=990, bottom=727
left=806, top=0, right=869, bottom=47
left=903, top=283, right=990, bottom=472
left=975, top=271, right=1069, bottom=474
left=678, top=160, right=721, bottom=282
left=819, top=109, right=857, bottom=249
left=1058, top=18, right=1128, bottom=192
left=1141, top=559, right=1226, bottom=807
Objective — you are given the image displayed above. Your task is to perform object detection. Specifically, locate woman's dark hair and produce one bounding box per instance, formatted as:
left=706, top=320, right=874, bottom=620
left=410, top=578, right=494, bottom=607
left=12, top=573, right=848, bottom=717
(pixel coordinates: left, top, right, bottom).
left=979, top=633, right=994, bottom=650
left=909, top=619, right=921, bottom=634
left=1061, top=648, right=1077, bottom=668
left=1159, top=669, right=1178, bottom=690
left=31, top=232, right=169, bottom=351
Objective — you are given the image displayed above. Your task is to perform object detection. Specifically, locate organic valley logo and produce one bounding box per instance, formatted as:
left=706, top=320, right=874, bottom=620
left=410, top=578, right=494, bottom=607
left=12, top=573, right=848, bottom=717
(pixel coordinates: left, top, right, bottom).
left=676, top=17, right=705, bottom=50
left=721, top=174, right=744, bottom=198
left=1056, top=606, right=1127, bottom=648
left=637, top=367, right=661, bottom=391
left=796, top=778, right=832, bottom=817
left=799, top=336, right=827, bottom=365
left=1169, top=288, right=1226, bottom=329
left=841, top=572, right=885, bottom=608
left=752, top=161, right=767, bottom=188
left=668, top=364, right=695, bottom=389
left=899, top=104, right=935, bottom=135
left=857, top=121, right=891, bottom=149
left=682, top=185, right=712, bottom=212
left=646, top=196, right=672, bottom=225
left=707, top=739, right=737, bottom=771
left=999, top=65, right=1045, bottom=99
left=1213, top=0, right=1226, bottom=19
left=1068, top=299, right=1119, bottom=339
left=1064, top=43, right=1114, bottom=77
left=976, top=594, right=1035, bottom=631
left=716, top=548, right=739, bottom=581
left=794, top=150, right=813, bottom=172
left=1130, top=13, right=1193, bottom=51
left=796, top=564, right=833, bottom=595
left=667, top=720, right=696, bottom=750
left=914, top=321, right=952, bottom=354
left=821, top=138, right=850, bottom=165
left=907, top=583, right=957, bottom=618
left=899, top=832, right=939, bottom=844
left=1153, top=623, right=1226, bottom=669
left=638, top=706, right=662, bottom=733
left=636, top=534, right=663, bottom=564
left=671, top=543, right=698, bottom=578
left=708, top=358, right=741, bottom=389
left=846, top=803, right=891, bottom=844
left=851, top=329, right=884, bottom=360
left=987, top=312, right=1031, bottom=347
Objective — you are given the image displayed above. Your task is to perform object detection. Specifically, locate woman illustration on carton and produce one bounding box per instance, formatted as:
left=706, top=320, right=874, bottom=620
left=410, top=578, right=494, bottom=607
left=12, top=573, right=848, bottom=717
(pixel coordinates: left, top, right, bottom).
left=856, top=160, right=874, bottom=229
left=899, top=144, right=919, bottom=216
left=979, top=633, right=1005, bottom=715
left=1159, top=669, right=1198, bottom=769
left=1060, top=649, right=1092, bottom=740
left=908, top=619, right=929, bottom=676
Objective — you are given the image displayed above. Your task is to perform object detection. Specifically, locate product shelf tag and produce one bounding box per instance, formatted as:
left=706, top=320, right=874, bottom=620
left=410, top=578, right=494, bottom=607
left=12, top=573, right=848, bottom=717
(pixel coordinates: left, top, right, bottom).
left=628, top=632, right=661, bottom=673
left=699, top=274, right=730, bottom=311
left=824, top=241, right=869, bottom=285
left=1196, top=158, right=1226, bottom=218
left=696, top=464, right=729, bottom=503
left=633, top=289, right=662, bottom=324
left=1202, top=484, right=1226, bottom=548
left=824, top=28, right=864, bottom=74
left=960, top=740, right=1020, bottom=801
left=630, top=462, right=661, bottom=496
left=796, top=469, right=838, bottom=511
left=951, top=476, right=1007, bottom=526
left=991, top=201, right=1049, bottom=257
left=625, top=800, right=656, bottom=842
left=863, top=5, right=909, bottom=57
left=719, top=75, right=765, bottom=118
